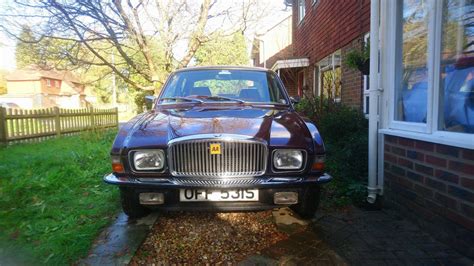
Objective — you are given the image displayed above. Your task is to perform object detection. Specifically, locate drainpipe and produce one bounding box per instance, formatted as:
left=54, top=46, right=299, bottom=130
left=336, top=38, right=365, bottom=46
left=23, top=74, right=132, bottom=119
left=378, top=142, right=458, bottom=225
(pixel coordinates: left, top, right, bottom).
left=367, top=0, right=380, bottom=204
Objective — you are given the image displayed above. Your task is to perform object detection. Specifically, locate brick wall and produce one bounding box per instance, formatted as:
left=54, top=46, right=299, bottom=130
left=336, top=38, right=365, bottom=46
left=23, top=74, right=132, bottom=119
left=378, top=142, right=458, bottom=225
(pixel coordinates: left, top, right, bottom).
left=291, top=0, right=369, bottom=109
left=252, top=44, right=294, bottom=70
left=265, top=44, right=294, bottom=70
left=301, top=66, right=314, bottom=97
left=279, top=68, right=299, bottom=96
left=384, top=135, right=474, bottom=257
left=292, top=0, right=370, bottom=65
left=341, top=40, right=364, bottom=109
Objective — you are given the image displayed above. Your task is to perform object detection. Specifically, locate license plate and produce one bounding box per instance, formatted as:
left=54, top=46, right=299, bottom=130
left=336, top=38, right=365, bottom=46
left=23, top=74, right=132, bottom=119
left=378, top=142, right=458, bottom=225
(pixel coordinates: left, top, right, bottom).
left=179, top=188, right=259, bottom=202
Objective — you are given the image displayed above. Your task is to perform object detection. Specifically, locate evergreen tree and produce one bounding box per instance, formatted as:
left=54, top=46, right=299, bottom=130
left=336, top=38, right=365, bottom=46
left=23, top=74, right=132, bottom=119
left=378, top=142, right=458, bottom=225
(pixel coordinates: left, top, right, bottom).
left=15, top=26, right=41, bottom=68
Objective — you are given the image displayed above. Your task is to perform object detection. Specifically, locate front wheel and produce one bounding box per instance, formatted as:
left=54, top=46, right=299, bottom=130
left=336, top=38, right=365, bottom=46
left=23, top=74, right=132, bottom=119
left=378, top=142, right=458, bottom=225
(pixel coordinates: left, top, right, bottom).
left=290, top=186, right=321, bottom=219
left=120, top=187, right=150, bottom=218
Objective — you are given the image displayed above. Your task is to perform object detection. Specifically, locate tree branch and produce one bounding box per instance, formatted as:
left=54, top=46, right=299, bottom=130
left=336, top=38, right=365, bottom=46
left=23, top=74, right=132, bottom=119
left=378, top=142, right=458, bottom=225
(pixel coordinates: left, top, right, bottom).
left=178, top=0, right=211, bottom=68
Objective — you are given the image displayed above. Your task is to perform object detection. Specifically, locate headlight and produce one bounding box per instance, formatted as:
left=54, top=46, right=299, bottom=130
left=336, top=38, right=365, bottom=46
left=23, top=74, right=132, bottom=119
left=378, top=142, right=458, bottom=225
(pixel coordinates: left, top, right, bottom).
left=132, top=150, right=165, bottom=170
left=273, top=149, right=304, bottom=170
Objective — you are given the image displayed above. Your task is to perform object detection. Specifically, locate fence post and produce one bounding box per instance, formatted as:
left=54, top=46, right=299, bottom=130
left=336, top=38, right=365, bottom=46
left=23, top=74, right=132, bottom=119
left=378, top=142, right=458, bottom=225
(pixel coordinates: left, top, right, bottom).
left=89, top=107, right=95, bottom=130
left=54, top=107, right=61, bottom=136
left=114, top=107, right=119, bottom=128
left=0, top=107, right=7, bottom=144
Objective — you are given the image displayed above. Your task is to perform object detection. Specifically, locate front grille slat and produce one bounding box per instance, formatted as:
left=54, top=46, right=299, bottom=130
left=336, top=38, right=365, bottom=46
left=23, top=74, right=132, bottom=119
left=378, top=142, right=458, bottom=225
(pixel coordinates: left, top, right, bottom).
left=231, top=142, right=234, bottom=174
left=179, top=143, right=183, bottom=174
left=199, top=143, right=209, bottom=176
left=255, top=144, right=259, bottom=171
left=247, top=144, right=251, bottom=176
left=239, top=142, right=243, bottom=174
left=201, top=142, right=206, bottom=177
left=250, top=144, right=253, bottom=175
left=169, top=138, right=267, bottom=178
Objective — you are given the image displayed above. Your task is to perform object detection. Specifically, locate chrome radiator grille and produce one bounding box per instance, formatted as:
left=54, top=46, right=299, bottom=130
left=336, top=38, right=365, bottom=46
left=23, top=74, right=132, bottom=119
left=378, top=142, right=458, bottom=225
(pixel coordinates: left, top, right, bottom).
left=168, top=138, right=267, bottom=178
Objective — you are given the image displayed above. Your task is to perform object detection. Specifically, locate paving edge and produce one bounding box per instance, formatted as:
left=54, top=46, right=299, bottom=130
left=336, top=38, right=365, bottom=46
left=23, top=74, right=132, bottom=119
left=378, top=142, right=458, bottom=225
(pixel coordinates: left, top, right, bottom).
left=78, top=212, right=159, bottom=266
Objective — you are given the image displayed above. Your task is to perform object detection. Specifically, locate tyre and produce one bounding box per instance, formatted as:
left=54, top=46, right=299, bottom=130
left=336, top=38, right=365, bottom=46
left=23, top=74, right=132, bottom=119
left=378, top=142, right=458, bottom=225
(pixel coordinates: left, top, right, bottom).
left=290, top=186, right=321, bottom=219
left=119, top=187, right=150, bottom=218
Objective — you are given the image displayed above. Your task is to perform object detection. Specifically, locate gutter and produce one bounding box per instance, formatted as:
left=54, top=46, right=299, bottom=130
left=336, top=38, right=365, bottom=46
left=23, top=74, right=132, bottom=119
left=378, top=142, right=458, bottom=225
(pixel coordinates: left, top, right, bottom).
left=367, top=0, right=381, bottom=204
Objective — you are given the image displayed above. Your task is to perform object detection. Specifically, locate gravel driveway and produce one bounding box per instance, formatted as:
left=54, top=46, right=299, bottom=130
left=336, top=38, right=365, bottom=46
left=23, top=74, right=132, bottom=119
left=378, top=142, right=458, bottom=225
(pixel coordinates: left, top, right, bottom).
left=130, top=211, right=288, bottom=264
left=128, top=206, right=473, bottom=265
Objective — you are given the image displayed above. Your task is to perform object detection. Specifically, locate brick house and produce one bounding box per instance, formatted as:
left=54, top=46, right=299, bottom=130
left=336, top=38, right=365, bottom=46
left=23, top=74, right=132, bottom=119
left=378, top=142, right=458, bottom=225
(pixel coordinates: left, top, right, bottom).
left=370, top=0, right=474, bottom=258
left=254, top=0, right=473, bottom=258
left=0, top=66, right=86, bottom=108
left=252, top=0, right=370, bottom=110
left=289, top=0, right=370, bottom=111
left=251, top=15, right=302, bottom=96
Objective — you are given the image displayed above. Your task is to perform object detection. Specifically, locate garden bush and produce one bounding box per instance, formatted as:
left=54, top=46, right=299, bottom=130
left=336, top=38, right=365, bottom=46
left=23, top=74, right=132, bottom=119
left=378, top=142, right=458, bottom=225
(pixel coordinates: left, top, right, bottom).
left=296, top=97, right=368, bottom=207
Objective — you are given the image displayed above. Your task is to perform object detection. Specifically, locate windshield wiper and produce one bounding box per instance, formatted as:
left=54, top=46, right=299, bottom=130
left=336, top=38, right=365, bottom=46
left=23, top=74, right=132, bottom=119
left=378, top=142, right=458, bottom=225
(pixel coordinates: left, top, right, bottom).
left=201, top=96, right=245, bottom=103
left=159, top=97, right=203, bottom=104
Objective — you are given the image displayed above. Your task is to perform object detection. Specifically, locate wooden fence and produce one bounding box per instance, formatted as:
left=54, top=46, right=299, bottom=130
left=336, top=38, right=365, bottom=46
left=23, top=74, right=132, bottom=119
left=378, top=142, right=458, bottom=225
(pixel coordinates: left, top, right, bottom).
left=0, top=107, right=118, bottom=144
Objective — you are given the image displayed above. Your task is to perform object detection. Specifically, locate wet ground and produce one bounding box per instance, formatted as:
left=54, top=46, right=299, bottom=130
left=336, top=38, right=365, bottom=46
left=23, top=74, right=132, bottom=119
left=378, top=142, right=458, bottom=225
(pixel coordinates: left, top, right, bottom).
left=80, top=213, right=158, bottom=265
left=80, top=206, right=473, bottom=265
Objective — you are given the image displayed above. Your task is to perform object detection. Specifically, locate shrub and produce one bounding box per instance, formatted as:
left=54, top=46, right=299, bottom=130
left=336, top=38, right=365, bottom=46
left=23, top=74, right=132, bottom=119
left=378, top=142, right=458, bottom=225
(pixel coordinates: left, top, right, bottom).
left=344, top=43, right=370, bottom=75
left=295, top=97, right=335, bottom=123
left=318, top=104, right=368, bottom=181
left=296, top=97, right=368, bottom=207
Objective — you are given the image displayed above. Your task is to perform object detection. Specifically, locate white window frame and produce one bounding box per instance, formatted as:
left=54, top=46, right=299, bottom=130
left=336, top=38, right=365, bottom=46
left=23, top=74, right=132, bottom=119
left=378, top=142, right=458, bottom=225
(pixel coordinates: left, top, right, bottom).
left=313, top=65, right=318, bottom=96
left=381, top=0, right=474, bottom=149
left=46, top=79, right=51, bottom=87
left=388, top=0, right=435, bottom=133
left=363, top=32, right=370, bottom=117
left=298, top=0, right=306, bottom=24
left=316, top=50, right=341, bottom=101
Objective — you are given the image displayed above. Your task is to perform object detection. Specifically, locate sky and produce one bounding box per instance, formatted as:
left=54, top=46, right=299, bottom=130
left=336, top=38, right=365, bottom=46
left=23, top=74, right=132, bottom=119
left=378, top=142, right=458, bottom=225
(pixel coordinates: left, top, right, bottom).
left=0, top=0, right=291, bottom=71
left=0, top=32, right=15, bottom=70
left=0, top=0, right=15, bottom=70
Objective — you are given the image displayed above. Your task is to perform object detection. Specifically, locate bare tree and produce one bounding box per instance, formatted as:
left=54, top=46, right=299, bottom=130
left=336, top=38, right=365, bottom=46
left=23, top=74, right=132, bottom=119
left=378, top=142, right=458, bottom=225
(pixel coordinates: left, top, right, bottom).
left=1, top=0, right=273, bottom=93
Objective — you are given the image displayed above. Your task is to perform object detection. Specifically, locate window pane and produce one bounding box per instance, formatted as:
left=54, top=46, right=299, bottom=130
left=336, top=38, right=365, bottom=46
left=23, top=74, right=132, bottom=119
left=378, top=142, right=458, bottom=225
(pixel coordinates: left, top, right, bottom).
left=161, top=70, right=287, bottom=104
left=318, top=51, right=341, bottom=101
left=395, top=0, right=430, bottom=123
left=298, top=0, right=305, bottom=22
left=439, top=0, right=474, bottom=133
left=320, top=67, right=341, bottom=101
left=365, top=96, right=370, bottom=115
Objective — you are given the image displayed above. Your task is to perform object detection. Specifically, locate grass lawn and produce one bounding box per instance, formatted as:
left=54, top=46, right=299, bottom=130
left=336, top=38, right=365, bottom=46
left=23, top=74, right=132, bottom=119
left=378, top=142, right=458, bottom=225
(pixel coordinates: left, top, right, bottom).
left=0, top=130, right=120, bottom=265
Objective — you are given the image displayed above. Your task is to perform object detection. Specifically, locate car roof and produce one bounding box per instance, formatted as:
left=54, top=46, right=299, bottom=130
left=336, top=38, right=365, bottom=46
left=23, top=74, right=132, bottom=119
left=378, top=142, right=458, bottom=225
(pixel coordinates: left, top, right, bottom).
left=173, top=65, right=271, bottom=73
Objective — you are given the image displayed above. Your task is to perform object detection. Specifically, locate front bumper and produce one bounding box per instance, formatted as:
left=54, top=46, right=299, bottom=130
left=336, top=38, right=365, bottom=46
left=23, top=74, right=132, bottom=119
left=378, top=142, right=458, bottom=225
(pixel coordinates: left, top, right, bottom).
left=103, top=173, right=332, bottom=189
left=104, top=173, right=331, bottom=211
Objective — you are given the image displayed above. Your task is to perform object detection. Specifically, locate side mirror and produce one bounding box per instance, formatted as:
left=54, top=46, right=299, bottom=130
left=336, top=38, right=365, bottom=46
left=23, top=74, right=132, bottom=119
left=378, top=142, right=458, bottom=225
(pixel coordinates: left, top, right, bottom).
left=145, top=95, right=156, bottom=105
left=290, top=96, right=301, bottom=104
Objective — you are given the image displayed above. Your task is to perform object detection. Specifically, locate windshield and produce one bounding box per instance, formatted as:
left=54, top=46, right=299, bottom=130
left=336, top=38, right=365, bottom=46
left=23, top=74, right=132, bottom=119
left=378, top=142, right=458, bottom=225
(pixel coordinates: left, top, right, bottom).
left=159, top=69, right=289, bottom=104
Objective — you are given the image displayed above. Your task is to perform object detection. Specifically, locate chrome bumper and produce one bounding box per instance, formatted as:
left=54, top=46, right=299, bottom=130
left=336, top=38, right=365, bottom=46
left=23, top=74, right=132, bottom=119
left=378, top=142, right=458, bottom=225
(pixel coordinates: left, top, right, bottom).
left=104, top=173, right=332, bottom=189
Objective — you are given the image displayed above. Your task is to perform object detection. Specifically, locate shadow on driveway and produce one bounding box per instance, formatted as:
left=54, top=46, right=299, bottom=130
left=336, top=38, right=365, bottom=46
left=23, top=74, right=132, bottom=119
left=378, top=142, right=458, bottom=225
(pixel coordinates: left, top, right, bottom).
left=242, top=206, right=473, bottom=265
left=79, top=206, right=473, bottom=265
left=79, top=213, right=158, bottom=265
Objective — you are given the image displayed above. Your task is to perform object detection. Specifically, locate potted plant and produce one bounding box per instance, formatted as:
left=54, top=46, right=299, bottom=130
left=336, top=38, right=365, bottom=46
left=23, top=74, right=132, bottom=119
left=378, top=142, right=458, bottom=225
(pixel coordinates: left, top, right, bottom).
left=344, top=42, right=370, bottom=75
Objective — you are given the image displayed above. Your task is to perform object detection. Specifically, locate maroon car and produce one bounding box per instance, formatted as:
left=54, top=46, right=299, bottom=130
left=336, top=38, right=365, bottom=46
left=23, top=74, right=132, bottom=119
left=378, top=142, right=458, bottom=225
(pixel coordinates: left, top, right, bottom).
left=105, top=66, right=331, bottom=218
